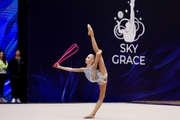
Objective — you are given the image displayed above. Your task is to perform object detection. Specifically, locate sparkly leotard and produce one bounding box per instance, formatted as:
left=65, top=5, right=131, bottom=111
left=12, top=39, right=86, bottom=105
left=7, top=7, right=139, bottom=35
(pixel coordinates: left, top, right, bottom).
left=84, top=66, right=107, bottom=85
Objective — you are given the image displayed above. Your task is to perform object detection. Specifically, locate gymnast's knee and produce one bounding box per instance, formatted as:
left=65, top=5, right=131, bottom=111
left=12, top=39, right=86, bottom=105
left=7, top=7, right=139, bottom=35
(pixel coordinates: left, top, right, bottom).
left=96, top=49, right=102, bottom=55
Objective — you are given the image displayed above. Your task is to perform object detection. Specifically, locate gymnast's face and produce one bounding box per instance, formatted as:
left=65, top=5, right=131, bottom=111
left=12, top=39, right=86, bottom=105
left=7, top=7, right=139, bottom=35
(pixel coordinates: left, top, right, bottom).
left=85, top=54, right=95, bottom=65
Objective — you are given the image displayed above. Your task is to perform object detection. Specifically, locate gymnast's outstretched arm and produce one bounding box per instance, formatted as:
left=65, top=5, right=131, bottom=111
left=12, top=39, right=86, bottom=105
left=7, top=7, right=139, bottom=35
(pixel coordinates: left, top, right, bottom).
left=55, top=63, right=84, bottom=72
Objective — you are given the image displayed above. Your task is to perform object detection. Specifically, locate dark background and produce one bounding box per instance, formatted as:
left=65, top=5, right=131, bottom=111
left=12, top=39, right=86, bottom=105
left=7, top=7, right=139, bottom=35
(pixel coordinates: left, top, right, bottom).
left=26, top=0, right=180, bottom=102
left=18, top=0, right=28, bottom=102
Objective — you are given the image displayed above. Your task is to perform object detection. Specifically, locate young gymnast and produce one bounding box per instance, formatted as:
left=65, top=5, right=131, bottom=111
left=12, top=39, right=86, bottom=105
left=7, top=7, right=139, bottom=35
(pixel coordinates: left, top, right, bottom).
left=55, top=24, right=108, bottom=119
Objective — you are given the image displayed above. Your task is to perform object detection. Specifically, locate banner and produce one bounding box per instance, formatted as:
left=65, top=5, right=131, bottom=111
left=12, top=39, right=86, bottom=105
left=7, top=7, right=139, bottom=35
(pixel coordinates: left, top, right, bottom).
left=29, top=0, right=180, bottom=102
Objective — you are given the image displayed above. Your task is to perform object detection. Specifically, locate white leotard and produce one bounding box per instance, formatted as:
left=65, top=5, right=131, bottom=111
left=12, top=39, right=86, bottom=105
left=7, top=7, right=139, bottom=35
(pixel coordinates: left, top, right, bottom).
left=84, top=66, right=107, bottom=85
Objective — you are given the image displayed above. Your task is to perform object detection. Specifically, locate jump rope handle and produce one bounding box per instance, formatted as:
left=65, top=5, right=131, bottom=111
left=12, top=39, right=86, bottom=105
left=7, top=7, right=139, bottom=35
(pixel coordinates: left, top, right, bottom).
left=53, top=44, right=79, bottom=68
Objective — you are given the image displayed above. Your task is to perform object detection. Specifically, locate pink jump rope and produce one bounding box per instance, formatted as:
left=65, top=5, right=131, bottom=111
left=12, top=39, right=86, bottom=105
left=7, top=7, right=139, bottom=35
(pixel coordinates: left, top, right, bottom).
left=53, top=44, right=79, bottom=68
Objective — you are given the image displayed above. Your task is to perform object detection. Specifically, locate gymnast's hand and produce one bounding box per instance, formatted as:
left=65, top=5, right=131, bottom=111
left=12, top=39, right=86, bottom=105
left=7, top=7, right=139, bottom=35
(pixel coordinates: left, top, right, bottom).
left=54, top=63, right=60, bottom=68
left=87, top=24, right=94, bottom=37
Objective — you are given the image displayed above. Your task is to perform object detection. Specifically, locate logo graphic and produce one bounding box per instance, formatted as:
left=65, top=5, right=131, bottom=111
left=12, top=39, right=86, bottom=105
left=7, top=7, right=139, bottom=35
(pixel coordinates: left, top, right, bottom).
left=114, top=0, right=145, bottom=43
left=112, top=0, right=146, bottom=65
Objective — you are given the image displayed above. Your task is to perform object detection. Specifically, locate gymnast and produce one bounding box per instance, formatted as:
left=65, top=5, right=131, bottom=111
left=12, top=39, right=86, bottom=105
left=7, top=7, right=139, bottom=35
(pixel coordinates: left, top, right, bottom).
left=55, top=24, right=108, bottom=119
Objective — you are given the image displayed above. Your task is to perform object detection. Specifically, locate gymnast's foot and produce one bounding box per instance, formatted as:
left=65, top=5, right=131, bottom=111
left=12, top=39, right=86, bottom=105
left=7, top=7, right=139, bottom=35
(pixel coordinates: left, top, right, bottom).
left=83, top=114, right=95, bottom=119
left=87, top=24, right=94, bottom=37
